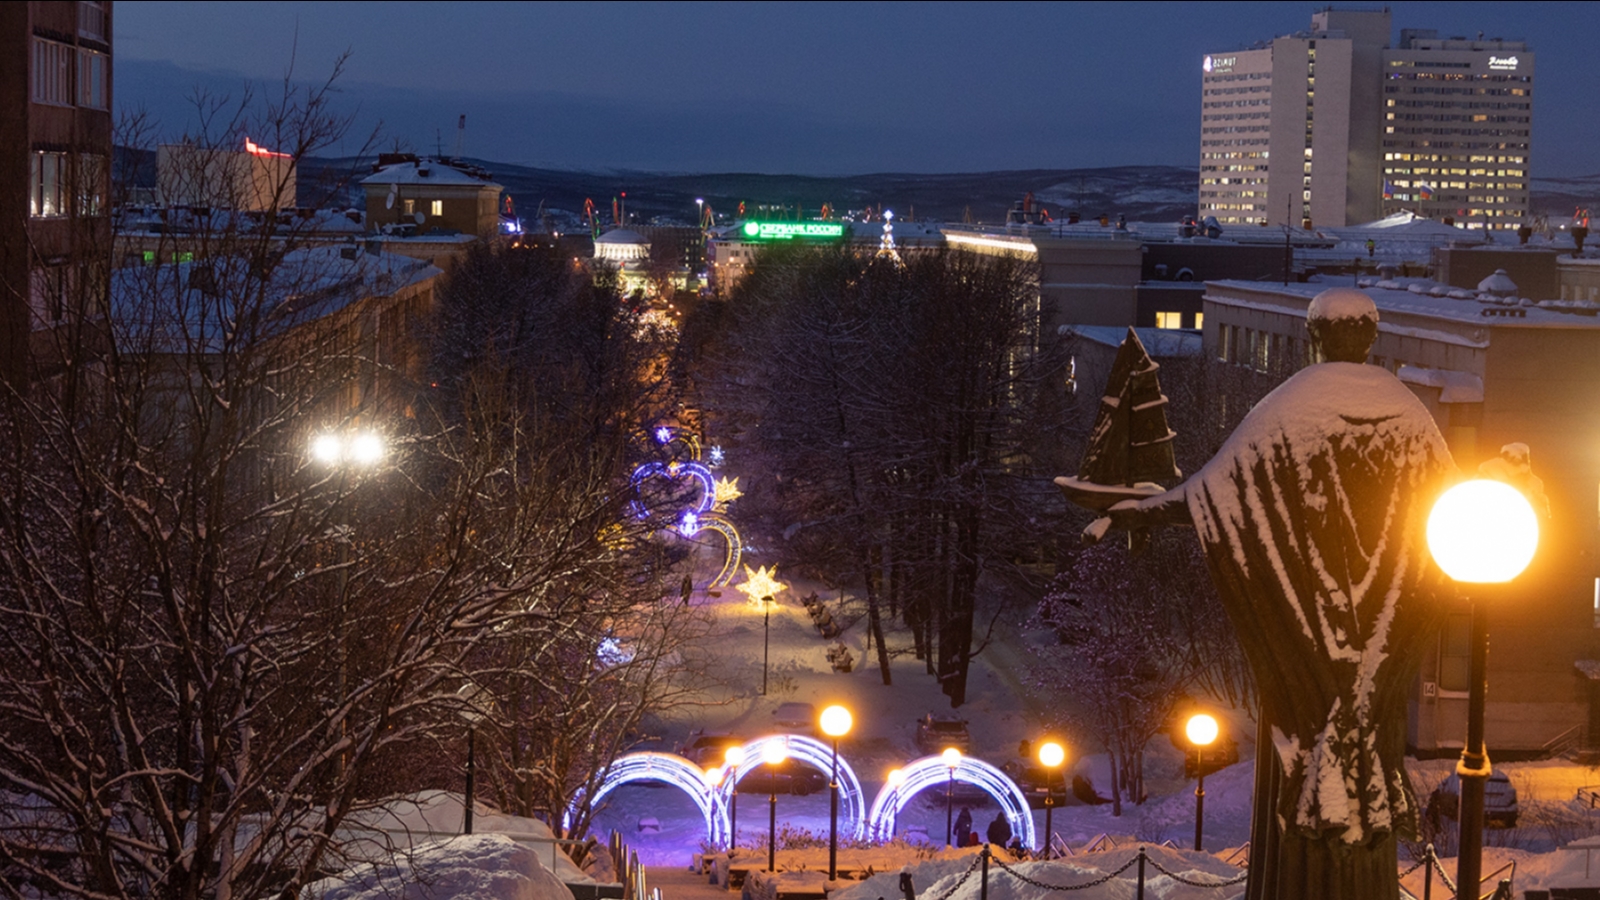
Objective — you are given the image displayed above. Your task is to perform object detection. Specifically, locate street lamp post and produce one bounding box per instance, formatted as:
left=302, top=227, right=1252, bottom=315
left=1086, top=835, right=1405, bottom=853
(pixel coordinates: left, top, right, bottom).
left=725, top=745, right=745, bottom=851
left=1037, top=741, right=1066, bottom=858
left=1185, top=714, right=1220, bottom=852
left=942, top=748, right=961, bottom=847
left=1426, top=479, right=1539, bottom=900
left=736, top=567, right=787, bottom=696
left=886, top=768, right=906, bottom=840
left=457, top=684, right=489, bottom=835
left=762, top=595, right=773, bottom=695
left=310, top=430, right=384, bottom=777
left=763, top=742, right=788, bottom=872
left=820, top=705, right=853, bottom=880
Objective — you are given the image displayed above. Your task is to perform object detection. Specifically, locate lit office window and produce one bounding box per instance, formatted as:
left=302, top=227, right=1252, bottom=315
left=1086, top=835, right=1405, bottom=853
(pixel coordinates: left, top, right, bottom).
left=431, top=200, right=443, bottom=217
left=1156, top=311, right=1183, bottom=329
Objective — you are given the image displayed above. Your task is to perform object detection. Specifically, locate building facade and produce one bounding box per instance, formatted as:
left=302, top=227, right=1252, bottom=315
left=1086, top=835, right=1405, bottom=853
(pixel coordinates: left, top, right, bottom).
left=361, top=155, right=504, bottom=239
left=1, top=0, right=113, bottom=385
left=1200, top=9, right=1533, bottom=233
left=1380, top=32, right=1533, bottom=229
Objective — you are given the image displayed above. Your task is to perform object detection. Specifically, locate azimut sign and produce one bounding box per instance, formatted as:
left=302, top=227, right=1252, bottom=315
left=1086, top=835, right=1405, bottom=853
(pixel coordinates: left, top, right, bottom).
left=1203, top=55, right=1238, bottom=74
left=1488, top=55, right=1520, bottom=71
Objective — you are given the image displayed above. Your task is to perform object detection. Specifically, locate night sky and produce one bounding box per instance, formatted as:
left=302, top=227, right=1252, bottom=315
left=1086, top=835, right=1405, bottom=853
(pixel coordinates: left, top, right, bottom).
left=115, top=1, right=1600, bottom=176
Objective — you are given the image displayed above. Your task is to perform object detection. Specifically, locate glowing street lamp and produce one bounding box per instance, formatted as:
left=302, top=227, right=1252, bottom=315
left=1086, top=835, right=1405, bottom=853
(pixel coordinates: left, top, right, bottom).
left=1037, top=740, right=1066, bottom=857
left=942, top=747, right=961, bottom=847
left=820, top=705, right=853, bottom=879
left=737, top=566, right=788, bottom=695
left=725, top=745, right=746, bottom=850
left=885, top=768, right=906, bottom=839
left=1426, top=479, right=1538, bottom=899
left=1185, top=714, right=1220, bottom=851
left=763, top=741, right=788, bottom=872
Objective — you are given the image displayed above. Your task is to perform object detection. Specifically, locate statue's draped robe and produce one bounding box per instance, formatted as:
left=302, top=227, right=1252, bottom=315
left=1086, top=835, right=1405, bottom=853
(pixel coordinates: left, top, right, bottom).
left=1182, top=363, right=1453, bottom=899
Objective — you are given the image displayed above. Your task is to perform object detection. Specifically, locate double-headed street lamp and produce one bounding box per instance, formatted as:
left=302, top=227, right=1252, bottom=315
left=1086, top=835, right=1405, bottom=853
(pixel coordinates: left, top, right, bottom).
left=820, top=705, right=853, bottom=880
left=1185, top=713, right=1220, bottom=851
left=310, top=429, right=384, bottom=776
left=942, top=747, right=961, bottom=847
left=1426, top=479, right=1539, bottom=899
left=1036, top=740, right=1066, bottom=857
left=763, top=741, right=788, bottom=872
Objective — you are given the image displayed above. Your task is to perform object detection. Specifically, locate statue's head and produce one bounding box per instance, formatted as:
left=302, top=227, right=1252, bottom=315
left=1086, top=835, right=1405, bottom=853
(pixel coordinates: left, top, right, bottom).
left=1306, top=288, right=1379, bottom=363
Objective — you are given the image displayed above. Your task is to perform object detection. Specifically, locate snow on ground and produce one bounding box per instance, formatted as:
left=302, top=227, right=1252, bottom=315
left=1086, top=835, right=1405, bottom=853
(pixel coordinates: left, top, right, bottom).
left=339, top=791, right=594, bottom=885
left=303, top=833, right=575, bottom=900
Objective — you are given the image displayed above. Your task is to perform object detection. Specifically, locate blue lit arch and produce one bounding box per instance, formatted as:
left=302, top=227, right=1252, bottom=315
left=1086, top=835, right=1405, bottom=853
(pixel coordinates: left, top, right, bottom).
left=565, top=751, right=723, bottom=844
left=717, top=735, right=867, bottom=841
left=865, top=755, right=1034, bottom=848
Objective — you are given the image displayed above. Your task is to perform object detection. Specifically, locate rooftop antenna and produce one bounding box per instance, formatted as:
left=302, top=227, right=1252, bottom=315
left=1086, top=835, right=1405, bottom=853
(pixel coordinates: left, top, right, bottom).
left=434, top=128, right=444, bottom=157
left=453, top=115, right=466, bottom=159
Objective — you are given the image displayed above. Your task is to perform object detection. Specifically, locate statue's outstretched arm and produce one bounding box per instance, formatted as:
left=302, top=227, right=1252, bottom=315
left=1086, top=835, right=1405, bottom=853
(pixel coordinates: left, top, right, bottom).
left=1082, top=486, right=1193, bottom=544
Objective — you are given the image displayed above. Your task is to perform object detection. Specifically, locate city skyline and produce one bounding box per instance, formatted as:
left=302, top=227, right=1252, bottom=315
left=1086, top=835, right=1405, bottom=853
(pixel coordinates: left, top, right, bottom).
left=115, top=1, right=1600, bottom=176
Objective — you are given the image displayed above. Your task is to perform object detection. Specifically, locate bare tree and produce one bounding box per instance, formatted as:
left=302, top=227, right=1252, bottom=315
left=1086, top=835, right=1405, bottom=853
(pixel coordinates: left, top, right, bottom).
left=700, top=245, right=1064, bottom=703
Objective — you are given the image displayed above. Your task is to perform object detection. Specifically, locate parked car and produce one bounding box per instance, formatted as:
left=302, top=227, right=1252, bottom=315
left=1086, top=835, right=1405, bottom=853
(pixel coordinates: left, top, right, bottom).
left=678, top=731, right=743, bottom=768
left=1001, top=759, right=1070, bottom=808
left=732, top=759, right=827, bottom=796
left=915, top=713, right=972, bottom=756
left=772, top=702, right=817, bottom=735
left=1429, top=770, right=1519, bottom=828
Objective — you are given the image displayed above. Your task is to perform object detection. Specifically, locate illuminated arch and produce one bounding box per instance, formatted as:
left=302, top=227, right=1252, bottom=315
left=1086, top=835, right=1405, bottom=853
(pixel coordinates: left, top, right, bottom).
left=717, top=735, right=867, bottom=840
left=865, top=755, right=1035, bottom=848
left=565, top=751, right=724, bottom=844
left=680, top=512, right=743, bottom=587
left=629, top=461, right=716, bottom=521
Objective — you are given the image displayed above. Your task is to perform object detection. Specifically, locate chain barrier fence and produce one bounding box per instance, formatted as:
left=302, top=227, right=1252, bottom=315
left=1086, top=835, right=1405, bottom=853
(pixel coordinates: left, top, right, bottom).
left=913, top=841, right=1512, bottom=900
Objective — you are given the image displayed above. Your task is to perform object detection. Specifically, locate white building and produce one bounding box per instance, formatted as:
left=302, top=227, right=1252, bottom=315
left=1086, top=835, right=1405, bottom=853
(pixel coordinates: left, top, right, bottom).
left=1200, top=10, right=1533, bottom=232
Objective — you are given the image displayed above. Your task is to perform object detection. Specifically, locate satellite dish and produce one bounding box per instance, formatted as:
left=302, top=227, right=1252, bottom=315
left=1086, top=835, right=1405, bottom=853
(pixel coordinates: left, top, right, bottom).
left=385, top=186, right=397, bottom=210
left=413, top=212, right=425, bottom=225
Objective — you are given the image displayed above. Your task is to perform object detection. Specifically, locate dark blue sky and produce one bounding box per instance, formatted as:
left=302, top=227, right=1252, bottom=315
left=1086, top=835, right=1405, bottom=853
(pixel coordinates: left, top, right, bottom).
left=116, top=1, right=1600, bottom=175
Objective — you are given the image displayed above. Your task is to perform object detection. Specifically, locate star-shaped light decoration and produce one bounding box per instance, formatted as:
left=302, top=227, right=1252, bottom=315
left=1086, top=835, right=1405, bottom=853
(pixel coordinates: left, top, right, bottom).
left=655, top=426, right=673, bottom=444
left=735, top=564, right=787, bottom=608
left=708, top=445, right=725, bottom=467
left=713, top=476, right=743, bottom=508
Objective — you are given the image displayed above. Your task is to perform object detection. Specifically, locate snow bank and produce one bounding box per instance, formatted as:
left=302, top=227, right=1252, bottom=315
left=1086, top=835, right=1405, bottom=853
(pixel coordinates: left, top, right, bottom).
left=338, top=792, right=594, bottom=885
left=303, top=833, right=576, bottom=900
left=829, top=846, right=1244, bottom=900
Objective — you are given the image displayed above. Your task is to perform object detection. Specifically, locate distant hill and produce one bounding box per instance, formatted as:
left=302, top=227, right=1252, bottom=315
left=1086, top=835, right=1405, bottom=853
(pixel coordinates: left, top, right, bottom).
left=124, top=150, right=1600, bottom=229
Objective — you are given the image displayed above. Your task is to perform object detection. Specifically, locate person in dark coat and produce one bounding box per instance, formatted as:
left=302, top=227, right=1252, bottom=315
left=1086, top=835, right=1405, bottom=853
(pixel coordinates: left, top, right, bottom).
left=952, top=807, right=972, bottom=846
left=986, top=813, right=1012, bottom=847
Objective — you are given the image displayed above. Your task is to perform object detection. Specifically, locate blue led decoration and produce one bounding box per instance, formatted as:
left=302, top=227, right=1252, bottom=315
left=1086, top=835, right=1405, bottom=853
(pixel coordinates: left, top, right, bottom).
left=717, top=735, right=866, bottom=840
left=564, top=751, right=725, bottom=845
left=865, top=755, right=1034, bottom=847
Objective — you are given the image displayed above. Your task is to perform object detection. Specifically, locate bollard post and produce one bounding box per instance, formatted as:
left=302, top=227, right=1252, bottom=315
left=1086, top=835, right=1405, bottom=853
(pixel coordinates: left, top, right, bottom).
left=980, top=844, right=990, bottom=900
left=1136, top=847, right=1146, bottom=900
left=1422, top=844, right=1433, bottom=900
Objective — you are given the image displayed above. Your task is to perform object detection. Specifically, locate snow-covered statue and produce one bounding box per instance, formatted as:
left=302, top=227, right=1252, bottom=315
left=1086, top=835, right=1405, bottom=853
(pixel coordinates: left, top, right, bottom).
left=1089, top=289, right=1454, bottom=899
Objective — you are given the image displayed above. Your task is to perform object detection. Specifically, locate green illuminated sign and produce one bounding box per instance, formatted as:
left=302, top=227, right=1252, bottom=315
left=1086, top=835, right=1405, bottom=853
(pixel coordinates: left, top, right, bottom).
left=740, top=221, right=846, bottom=241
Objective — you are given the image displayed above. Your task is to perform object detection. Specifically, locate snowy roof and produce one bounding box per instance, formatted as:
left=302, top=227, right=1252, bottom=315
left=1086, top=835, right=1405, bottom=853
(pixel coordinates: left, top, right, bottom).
left=1397, top=366, right=1485, bottom=403
left=1205, top=279, right=1600, bottom=331
left=1061, top=325, right=1203, bottom=358
left=361, top=159, right=502, bottom=190
left=111, top=246, right=441, bottom=354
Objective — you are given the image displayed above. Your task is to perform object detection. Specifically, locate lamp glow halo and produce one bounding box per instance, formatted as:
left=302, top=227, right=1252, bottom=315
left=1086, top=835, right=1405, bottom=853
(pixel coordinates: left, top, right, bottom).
left=865, top=754, right=1035, bottom=847
left=564, top=751, right=724, bottom=844
left=717, top=734, right=867, bottom=840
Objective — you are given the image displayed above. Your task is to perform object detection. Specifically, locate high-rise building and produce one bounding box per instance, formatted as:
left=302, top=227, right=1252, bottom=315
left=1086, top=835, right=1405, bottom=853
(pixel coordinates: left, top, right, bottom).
left=1380, top=31, right=1533, bottom=229
left=0, top=1, right=114, bottom=386
left=1199, top=9, right=1533, bottom=232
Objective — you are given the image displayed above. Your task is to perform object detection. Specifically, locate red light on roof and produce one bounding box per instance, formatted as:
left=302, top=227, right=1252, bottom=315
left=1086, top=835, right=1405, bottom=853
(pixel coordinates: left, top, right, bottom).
left=243, top=137, right=291, bottom=159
